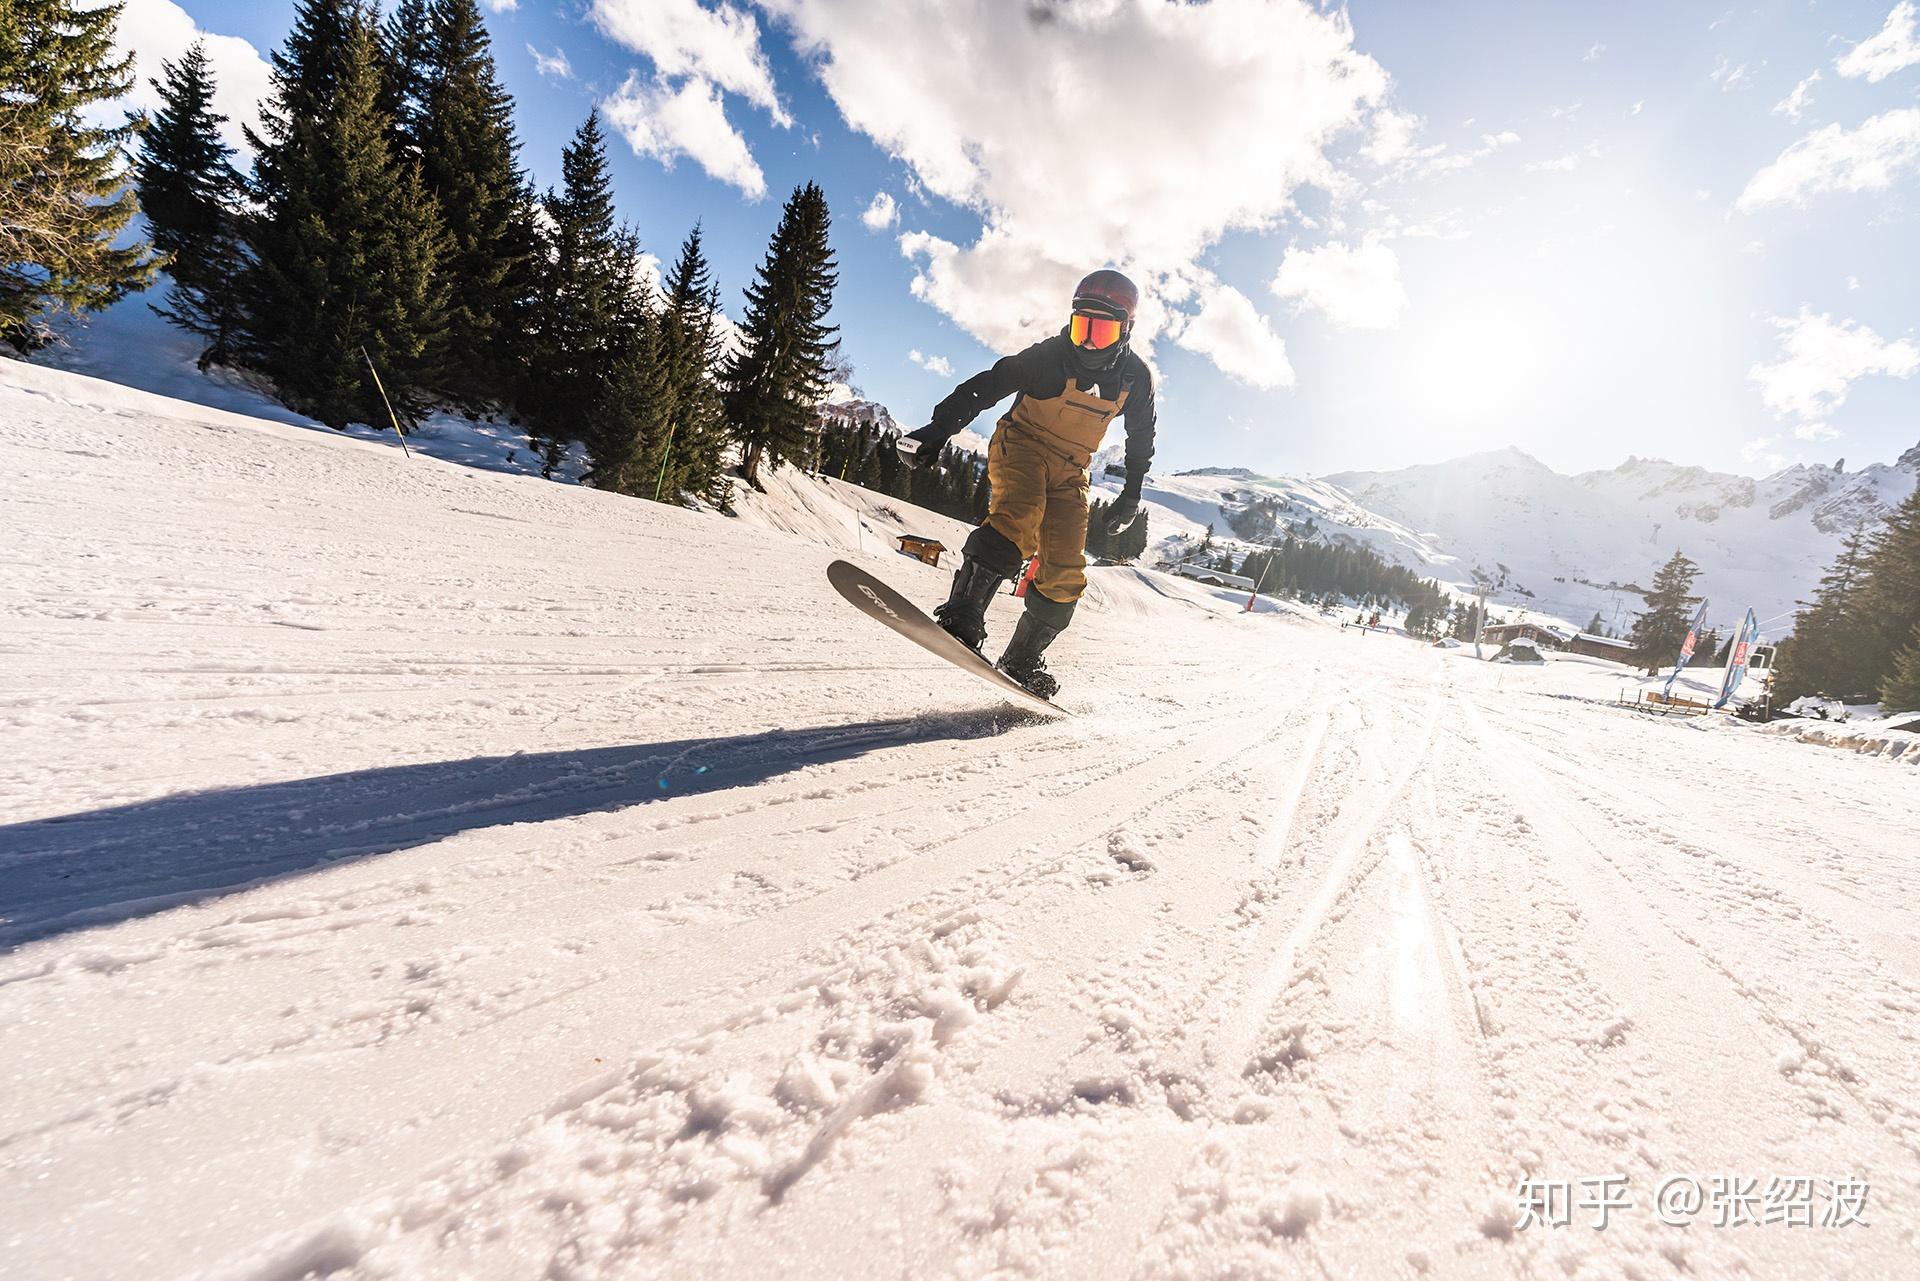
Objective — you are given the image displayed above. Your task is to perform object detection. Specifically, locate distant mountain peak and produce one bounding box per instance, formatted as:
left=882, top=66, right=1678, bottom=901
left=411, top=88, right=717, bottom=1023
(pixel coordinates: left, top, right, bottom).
left=1176, top=466, right=1256, bottom=479
left=1474, top=445, right=1550, bottom=469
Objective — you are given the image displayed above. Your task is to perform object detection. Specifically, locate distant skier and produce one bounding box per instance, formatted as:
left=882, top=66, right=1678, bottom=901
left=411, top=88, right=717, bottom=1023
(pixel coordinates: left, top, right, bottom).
left=895, top=269, right=1155, bottom=698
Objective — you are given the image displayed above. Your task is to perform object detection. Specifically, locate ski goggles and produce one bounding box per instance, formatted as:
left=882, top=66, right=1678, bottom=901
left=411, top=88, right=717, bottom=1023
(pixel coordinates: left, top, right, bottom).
left=1069, top=311, right=1126, bottom=351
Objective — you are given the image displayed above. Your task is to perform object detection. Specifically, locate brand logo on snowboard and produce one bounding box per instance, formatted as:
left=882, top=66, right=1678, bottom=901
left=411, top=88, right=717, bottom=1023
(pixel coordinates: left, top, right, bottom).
left=856, top=583, right=902, bottom=620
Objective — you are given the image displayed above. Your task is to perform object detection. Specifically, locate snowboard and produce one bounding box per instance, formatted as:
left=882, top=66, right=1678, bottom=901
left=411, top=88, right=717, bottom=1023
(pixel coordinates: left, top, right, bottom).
left=827, top=559, right=1068, bottom=717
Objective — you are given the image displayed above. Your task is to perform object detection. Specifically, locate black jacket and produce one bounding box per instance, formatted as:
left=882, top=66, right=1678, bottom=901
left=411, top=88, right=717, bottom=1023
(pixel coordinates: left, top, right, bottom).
left=930, top=333, right=1156, bottom=482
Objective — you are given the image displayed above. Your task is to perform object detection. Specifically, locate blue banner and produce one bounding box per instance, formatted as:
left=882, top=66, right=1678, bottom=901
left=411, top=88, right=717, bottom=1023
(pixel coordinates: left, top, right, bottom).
left=1713, top=608, right=1761, bottom=709
left=1663, top=599, right=1710, bottom=697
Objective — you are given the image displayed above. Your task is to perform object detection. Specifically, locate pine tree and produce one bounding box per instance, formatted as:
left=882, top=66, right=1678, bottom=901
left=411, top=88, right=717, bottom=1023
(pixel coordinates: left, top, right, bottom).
left=1117, top=509, right=1149, bottom=562
left=1852, top=487, right=1920, bottom=699
left=527, top=111, right=650, bottom=485
left=1085, top=498, right=1111, bottom=560
left=1773, top=527, right=1873, bottom=703
left=874, top=426, right=901, bottom=497
left=1880, top=622, right=1920, bottom=713
left=134, top=41, right=246, bottom=367
left=1628, top=551, right=1702, bottom=662
left=1584, top=611, right=1606, bottom=636
left=724, top=182, right=838, bottom=489
left=241, top=3, right=449, bottom=427
left=640, top=225, right=729, bottom=505
left=409, top=0, right=537, bottom=405
left=377, top=0, right=431, bottom=150
left=1, top=0, right=158, bottom=350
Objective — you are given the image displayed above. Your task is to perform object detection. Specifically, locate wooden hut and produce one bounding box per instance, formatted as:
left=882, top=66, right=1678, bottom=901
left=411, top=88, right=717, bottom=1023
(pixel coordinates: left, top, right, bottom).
left=897, top=535, right=946, bottom=567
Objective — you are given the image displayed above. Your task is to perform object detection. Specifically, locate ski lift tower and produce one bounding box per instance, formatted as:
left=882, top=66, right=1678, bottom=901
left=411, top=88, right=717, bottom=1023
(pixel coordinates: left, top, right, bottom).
left=1470, top=563, right=1514, bottom=660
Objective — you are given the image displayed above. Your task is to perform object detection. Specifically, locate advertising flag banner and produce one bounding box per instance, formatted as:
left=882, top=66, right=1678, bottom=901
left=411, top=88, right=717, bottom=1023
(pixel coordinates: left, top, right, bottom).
left=1663, top=599, right=1711, bottom=697
left=1713, top=608, right=1761, bottom=709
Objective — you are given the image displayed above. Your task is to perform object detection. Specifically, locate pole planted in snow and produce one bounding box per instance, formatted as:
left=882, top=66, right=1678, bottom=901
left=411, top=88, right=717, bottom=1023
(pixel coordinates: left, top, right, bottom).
left=1245, top=548, right=1277, bottom=613
left=360, top=346, right=411, bottom=460
left=652, top=421, right=679, bottom=503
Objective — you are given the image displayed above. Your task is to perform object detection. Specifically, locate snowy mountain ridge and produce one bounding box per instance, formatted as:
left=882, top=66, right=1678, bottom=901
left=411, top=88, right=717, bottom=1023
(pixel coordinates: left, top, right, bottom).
left=1324, top=444, right=1918, bottom=631
left=1077, top=438, right=1915, bottom=634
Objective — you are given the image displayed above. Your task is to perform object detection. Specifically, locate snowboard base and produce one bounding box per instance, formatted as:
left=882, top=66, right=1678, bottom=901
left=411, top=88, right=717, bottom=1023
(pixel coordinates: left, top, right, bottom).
left=828, top=559, right=1067, bottom=717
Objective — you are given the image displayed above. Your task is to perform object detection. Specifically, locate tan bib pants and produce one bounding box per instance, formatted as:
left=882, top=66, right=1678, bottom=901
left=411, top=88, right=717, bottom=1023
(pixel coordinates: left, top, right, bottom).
left=983, top=378, right=1130, bottom=604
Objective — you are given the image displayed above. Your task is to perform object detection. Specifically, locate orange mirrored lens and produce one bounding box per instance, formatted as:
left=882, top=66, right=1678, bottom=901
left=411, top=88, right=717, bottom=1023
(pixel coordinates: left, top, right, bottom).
left=1071, top=313, right=1123, bottom=349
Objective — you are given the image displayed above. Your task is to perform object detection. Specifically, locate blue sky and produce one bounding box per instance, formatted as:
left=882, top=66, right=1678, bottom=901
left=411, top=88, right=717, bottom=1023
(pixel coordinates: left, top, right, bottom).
left=116, top=0, right=1920, bottom=478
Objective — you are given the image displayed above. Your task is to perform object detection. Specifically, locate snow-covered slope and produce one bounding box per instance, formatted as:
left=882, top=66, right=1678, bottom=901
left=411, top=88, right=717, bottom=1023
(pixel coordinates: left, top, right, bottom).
left=30, top=285, right=592, bottom=482
left=4, top=359, right=1916, bottom=1280
left=1088, top=451, right=1457, bottom=582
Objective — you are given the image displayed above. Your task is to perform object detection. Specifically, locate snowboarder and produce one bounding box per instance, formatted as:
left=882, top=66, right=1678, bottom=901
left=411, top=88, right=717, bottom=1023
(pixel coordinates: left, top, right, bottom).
left=894, top=270, right=1155, bottom=698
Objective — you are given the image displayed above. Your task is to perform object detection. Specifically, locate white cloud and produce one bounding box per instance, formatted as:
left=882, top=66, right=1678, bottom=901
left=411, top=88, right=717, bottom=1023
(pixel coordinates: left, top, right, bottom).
left=1748, top=309, right=1920, bottom=421
left=590, top=0, right=792, bottom=194
left=1270, top=237, right=1407, bottom=330
left=113, top=0, right=272, bottom=155
left=592, top=0, right=789, bottom=122
left=1710, top=57, right=1751, bottom=91
left=1835, top=2, right=1920, bottom=83
left=758, top=0, right=1386, bottom=379
left=1583, top=43, right=1606, bottom=62
left=907, top=349, right=953, bottom=377
left=1742, top=239, right=1765, bottom=254
left=1527, top=152, right=1583, bottom=173
left=1773, top=72, right=1819, bottom=121
left=1363, top=109, right=1442, bottom=167
left=1171, top=283, right=1294, bottom=390
left=861, top=191, right=898, bottom=230
left=484, top=0, right=517, bottom=11
left=1737, top=108, right=1920, bottom=210
left=528, top=44, right=573, bottom=80
left=1417, top=129, right=1520, bottom=174
left=1793, top=421, right=1841, bottom=442
left=1741, top=436, right=1789, bottom=471
left=1847, top=275, right=1861, bottom=290
left=602, top=73, right=767, bottom=198
left=1630, top=100, right=1645, bottom=116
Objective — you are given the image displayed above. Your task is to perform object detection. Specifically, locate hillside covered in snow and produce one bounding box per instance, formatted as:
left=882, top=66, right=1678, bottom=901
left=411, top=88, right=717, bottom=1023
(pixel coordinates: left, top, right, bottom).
left=1328, top=446, right=1920, bottom=632
left=1081, top=440, right=1917, bottom=637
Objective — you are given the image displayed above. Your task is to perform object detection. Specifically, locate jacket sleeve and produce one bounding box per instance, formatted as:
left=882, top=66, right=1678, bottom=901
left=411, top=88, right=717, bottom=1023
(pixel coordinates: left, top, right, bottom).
left=1121, top=358, right=1156, bottom=483
left=929, top=341, right=1049, bottom=434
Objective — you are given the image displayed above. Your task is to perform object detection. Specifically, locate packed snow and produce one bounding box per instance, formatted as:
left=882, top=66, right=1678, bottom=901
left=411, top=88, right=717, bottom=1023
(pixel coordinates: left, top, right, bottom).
left=2, top=360, right=1917, bottom=1280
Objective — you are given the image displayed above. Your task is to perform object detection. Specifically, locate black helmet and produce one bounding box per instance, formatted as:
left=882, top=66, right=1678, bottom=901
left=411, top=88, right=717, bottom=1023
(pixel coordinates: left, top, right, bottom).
left=1065, top=269, right=1138, bottom=373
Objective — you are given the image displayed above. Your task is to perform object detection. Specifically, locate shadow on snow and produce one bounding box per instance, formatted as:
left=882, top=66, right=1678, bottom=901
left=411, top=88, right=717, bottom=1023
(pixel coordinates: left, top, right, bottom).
left=0, top=709, right=1028, bottom=952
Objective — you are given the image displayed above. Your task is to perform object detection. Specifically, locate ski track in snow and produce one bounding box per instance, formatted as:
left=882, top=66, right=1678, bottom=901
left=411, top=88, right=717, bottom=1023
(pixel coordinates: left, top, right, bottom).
left=1, top=362, right=1916, bottom=1280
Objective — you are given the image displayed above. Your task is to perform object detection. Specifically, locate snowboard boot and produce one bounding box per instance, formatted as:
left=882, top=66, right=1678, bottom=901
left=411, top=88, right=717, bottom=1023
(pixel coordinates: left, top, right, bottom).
left=997, top=599, right=1070, bottom=700
left=932, top=556, right=1007, bottom=653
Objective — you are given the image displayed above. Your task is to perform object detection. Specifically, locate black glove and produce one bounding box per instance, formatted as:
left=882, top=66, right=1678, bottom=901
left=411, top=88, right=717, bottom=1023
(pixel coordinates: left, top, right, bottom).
left=1103, top=480, right=1144, bottom=535
left=896, top=424, right=953, bottom=469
